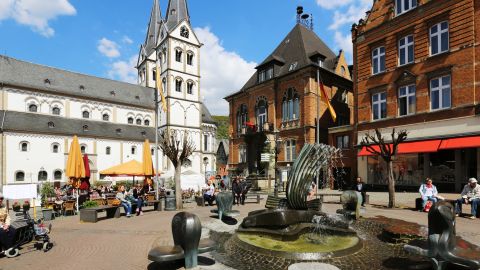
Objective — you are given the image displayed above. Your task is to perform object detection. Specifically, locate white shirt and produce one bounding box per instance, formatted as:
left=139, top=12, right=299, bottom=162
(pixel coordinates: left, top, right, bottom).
left=205, top=184, right=215, bottom=196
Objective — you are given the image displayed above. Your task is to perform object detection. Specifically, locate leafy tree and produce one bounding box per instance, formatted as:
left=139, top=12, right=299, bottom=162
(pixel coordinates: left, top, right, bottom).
left=360, top=128, right=408, bottom=208
left=212, top=115, right=229, bottom=139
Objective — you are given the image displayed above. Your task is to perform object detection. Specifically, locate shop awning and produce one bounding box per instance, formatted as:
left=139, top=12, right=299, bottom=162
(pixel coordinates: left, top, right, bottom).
left=358, top=140, right=442, bottom=156
left=439, top=136, right=480, bottom=150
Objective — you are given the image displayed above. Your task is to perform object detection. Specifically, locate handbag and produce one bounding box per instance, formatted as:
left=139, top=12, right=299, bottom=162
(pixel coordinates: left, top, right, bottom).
left=423, top=201, right=433, bottom=212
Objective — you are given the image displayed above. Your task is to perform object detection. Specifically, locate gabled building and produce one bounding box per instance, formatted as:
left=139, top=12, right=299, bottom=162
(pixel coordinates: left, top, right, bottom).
left=352, top=0, right=480, bottom=192
left=225, top=11, right=353, bottom=188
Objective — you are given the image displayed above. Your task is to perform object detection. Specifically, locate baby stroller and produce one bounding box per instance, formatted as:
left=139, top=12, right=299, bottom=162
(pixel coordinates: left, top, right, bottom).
left=1, top=212, right=53, bottom=258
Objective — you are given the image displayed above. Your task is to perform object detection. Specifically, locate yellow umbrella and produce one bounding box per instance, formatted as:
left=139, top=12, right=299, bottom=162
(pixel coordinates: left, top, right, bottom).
left=142, top=139, right=154, bottom=185
left=66, top=135, right=86, bottom=187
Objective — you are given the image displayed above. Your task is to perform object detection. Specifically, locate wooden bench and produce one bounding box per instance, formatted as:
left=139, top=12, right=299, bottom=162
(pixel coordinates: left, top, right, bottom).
left=244, top=193, right=261, bottom=204
left=318, top=194, right=342, bottom=203
left=80, top=205, right=120, bottom=223
left=131, top=199, right=163, bottom=213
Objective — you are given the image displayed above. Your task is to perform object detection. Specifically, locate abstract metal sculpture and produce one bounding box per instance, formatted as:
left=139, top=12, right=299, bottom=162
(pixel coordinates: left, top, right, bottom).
left=211, top=192, right=239, bottom=220
left=336, top=191, right=362, bottom=220
left=148, top=212, right=216, bottom=269
left=404, top=201, right=480, bottom=270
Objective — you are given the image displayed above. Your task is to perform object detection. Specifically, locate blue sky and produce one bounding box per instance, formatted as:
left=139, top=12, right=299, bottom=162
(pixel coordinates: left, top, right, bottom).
left=0, top=0, right=370, bottom=115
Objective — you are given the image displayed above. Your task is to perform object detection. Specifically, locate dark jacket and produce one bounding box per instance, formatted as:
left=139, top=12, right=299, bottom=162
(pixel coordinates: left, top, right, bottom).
left=133, top=187, right=145, bottom=199
left=352, top=182, right=367, bottom=193
left=232, top=181, right=242, bottom=194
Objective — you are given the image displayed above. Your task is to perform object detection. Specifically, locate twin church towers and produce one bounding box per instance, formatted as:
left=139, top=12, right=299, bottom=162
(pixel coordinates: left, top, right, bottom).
left=137, top=0, right=216, bottom=175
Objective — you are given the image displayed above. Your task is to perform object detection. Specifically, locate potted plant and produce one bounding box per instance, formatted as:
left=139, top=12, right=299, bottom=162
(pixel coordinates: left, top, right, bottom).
left=12, top=201, right=21, bottom=212
left=40, top=183, right=56, bottom=221
left=22, top=200, right=30, bottom=212
left=194, top=190, right=204, bottom=207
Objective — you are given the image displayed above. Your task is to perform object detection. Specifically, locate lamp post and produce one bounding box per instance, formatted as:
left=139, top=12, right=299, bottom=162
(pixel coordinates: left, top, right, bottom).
left=203, top=158, right=209, bottom=184
left=273, top=131, right=283, bottom=197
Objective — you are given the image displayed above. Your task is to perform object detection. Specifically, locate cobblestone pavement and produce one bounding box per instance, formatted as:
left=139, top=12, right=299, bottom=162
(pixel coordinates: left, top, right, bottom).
left=0, top=191, right=478, bottom=270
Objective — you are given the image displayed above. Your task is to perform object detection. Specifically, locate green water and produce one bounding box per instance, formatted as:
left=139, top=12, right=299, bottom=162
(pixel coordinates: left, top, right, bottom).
left=237, top=232, right=359, bottom=253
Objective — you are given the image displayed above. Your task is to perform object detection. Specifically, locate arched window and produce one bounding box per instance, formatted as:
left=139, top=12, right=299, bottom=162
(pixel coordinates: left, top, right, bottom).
left=144, top=119, right=150, bottom=126
left=82, top=111, right=90, bottom=119
left=236, top=104, right=248, bottom=133
left=128, top=117, right=134, bottom=124
left=175, top=78, right=183, bottom=92
left=106, top=147, right=111, bottom=155
left=29, top=104, right=38, bottom=112
left=187, top=81, right=194, bottom=95
left=151, top=148, right=155, bottom=155
left=102, top=114, right=110, bottom=121
left=15, top=171, right=25, bottom=182
left=48, top=122, right=55, bottom=128
left=81, top=145, right=86, bottom=154
left=175, top=49, right=183, bottom=62
left=54, top=170, right=62, bottom=180
left=282, top=88, right=300, bottom=122
left=256, top=98, right=268, bottom=130
left=52, top=107, right=61, bottom=115
left=20, top=141, right=29, bottom=152
left=131, top=146, right=136, bottom=155
left=162, top=78, right=167, bottom=92
left=52, top=143, right=60, bottom=153
left=38, top=171, right=48, bottom=181
left=187, top=52, right=194, bottom=65
left=136, top=118, right=142, bottom=125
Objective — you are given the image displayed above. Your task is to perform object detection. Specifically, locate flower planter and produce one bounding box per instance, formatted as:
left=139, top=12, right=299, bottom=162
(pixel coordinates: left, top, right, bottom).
left=23, top=205, right=30, bottom=213
left=12, top=206, right=21, bottom=212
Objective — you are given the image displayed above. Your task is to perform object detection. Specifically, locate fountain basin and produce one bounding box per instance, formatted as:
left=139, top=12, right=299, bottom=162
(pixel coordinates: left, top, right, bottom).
left=234, top=225, right=363, bottom=260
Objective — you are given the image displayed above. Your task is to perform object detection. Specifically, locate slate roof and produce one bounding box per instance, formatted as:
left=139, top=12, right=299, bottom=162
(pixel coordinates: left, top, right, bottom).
left=165, top=0, right=190, bottom=32
left=225, top=24, right=339, bottom=99
left=144, top=0, right=163, bottom=57
left=0, top=110, right=156, bottom=142
left=0, top=55, right=155, bottom=109
left=201, top=103, right=216, bottom=125
left=218, top=139, right=229, bottom=156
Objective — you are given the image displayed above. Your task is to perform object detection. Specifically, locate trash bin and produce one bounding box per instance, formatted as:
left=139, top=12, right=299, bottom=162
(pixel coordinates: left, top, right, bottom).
left=164, top=190, right=176, bottom=211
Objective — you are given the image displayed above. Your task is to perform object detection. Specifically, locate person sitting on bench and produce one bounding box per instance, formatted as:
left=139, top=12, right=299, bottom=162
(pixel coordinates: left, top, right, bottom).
left=116, top=185, right=132, bottom=218
left=203, top=180, right=216, bottom=206
left=0, top=193, right=15, bottom=252
left=419, top=178, right=443, bottom=211
left=232, top=177, right=242, bottom=205
left=133, top=184, right=146, bottom=216
left=352, top=177, right=367, bottom=207
left=240, top=178, right=252, bottom=205
left=455, top=178, right=480, bottom=219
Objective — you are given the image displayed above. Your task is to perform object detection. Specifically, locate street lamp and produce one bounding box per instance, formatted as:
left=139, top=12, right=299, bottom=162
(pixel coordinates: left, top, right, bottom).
left=203, top=157, right=209, bottom=183
left=273, top=131, right=283, bottom=197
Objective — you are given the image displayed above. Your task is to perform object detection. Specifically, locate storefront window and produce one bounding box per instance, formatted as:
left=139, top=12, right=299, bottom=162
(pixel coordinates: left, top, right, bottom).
left=367, top=154, right=424, bottom=186
left=429, top=150, right=455, bottom=183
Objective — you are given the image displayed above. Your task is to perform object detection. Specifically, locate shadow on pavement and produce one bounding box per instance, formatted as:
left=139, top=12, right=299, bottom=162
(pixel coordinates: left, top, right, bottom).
left=147, top=256, right=216, bottom=270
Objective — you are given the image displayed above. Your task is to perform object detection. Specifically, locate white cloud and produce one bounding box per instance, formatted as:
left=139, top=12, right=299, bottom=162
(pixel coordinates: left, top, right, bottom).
left=97, top=38, right=121, bottom=58
left=0, top=0, right=76, bottom=37
left=107, top=55, right=138, bottom=84
left=122, top=36, right=133, bottom=44
left=194, top=27, right=257, bottom=116
left=316, top=0, right=371, bottom=63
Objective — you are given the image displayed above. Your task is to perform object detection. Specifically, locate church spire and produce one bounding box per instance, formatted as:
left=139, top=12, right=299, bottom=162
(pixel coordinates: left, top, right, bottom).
left=165, top=0, right=190, bottom=31
left=144, top=0, right=162, bottom=57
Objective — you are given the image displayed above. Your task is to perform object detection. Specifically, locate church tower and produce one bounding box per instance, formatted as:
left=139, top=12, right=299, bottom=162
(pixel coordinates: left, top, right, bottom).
left=138, top=0, right=205, bottom=176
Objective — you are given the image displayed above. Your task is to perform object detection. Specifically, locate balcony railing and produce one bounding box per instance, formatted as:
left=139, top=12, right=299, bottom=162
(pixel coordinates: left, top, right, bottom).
left=239, top=122, right=274, bottom=136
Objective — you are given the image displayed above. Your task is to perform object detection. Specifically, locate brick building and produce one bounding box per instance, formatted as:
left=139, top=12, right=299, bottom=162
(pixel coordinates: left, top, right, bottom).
left=352, top=0, right=480, bottom=192
left=225, top=16, right=353, bottom=189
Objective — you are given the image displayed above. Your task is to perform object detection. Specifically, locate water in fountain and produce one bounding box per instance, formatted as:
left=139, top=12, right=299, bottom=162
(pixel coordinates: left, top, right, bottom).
left=306, top=215, right=329, bottom=244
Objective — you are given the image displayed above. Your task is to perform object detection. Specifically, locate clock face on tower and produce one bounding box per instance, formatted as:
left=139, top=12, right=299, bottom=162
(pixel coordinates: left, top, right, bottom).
left=180, top=26, right=189, bottom=38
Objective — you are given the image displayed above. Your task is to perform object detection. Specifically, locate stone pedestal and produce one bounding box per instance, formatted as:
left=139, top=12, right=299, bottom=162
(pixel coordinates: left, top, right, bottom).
left=288, top=263, right=340, bottom=270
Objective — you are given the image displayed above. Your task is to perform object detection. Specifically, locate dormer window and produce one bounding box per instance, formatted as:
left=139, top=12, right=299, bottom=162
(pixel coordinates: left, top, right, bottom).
left=289, top=62, right=298, bottom=71
left=318, top=58, right=324, bottom=67
left=396, top=0, right=417, bottom=16
left=258, top=70, right=266, bottom=83
left=44, top=79, right=51, bottom=85
left=266, top=67, right=273, bottom=80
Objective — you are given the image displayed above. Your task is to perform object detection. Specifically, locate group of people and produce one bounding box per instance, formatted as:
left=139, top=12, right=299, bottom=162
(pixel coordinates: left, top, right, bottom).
left=420, top=177, right=480, bottom=219
left=0, top=193, right=15, bottom=254
left=115, top=184, right=154, bottom=218
left=201, top=177, right=251, bottom=206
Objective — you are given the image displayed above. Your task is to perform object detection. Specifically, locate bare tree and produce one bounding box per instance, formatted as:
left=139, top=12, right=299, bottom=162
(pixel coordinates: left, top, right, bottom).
left=158, top=130, right=196, bottom=209
left=361, top=128, right=408, bottom=208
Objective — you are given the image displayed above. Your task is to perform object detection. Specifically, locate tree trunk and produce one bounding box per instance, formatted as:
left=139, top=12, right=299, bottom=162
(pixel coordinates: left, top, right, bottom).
left=174, top=164, right=183, bottom=210
left=387, top=161, right=396, bottom=208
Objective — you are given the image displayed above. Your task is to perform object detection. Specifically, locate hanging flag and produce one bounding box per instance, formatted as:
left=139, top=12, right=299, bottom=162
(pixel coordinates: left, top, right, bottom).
left=156, top=66, right=167, bottom=112
left=319, top=82, right=337, bottom=123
